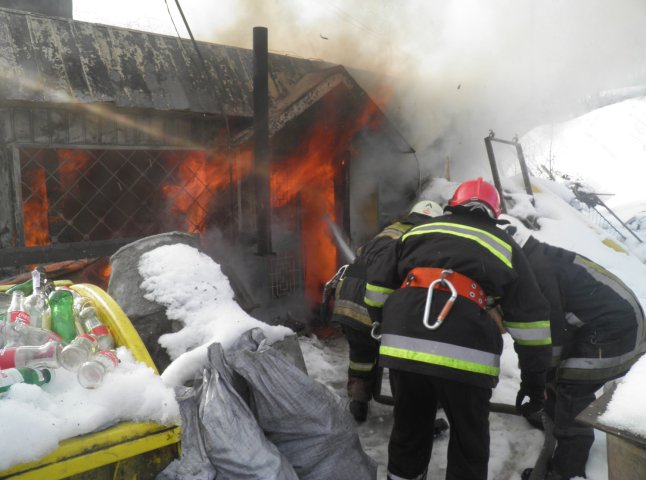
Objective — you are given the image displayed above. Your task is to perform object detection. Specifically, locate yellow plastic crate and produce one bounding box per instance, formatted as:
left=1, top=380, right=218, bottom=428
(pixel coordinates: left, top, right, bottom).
left=0, top=283, right=181, bottom=479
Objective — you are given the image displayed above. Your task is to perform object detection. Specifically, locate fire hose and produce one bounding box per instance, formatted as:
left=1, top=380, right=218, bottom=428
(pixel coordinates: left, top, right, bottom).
left=371, top=367, right=519, bottom=415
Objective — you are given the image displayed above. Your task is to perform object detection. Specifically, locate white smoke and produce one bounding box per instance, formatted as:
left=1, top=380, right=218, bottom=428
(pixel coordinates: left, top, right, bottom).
left=181, top=0, right=646, bottom=180
left=76, top=0, right=646, bottom=180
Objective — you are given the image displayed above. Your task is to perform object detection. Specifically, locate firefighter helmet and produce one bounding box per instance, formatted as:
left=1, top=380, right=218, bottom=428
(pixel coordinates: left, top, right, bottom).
left=449, top=178, right=501, bottom=219
left=409, top=200, right=444, bottom=218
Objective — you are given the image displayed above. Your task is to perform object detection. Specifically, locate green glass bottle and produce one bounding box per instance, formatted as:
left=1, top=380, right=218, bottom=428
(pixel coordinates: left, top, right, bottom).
left=5, top=279, right=33, bottom=296
left=48, top=289, right=77, bottom=343
left=0, top=367, right=53, bottom=396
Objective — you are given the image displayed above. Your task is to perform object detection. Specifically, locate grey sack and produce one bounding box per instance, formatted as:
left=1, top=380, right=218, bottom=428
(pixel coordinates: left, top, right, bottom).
left=226, top=328, right=377, bottom=480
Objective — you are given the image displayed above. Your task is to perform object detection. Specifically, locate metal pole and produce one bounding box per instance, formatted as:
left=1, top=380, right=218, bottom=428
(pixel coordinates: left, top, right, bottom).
left=253, top=26, right=272, bottom=255
left=514, top=142, right=535, bottom=204
left=484, top=135, right=507, bottom=214
left=597, top=199, right=643, bottom=243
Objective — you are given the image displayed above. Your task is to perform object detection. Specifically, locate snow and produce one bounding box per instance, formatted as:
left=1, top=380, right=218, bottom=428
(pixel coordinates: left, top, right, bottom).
left=0, top=347, right=178, bottom=471
left=138, top=244, right=293, bottom=387
left=510, top=97, right=646, bottom=209
left=2, top=101, right=646, bottom=477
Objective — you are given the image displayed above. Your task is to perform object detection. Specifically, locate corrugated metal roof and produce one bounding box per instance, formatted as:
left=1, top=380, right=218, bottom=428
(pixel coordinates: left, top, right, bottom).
left=0, top=7, right=331, bottom=117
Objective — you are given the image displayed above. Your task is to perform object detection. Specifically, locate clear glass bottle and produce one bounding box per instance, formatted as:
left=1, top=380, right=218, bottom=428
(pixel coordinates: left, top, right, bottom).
left=3, top=291, right=32, bottom=348
left=0, top=367, right=53, bottom=396
left=24, top=269, right=50, bottom=330
left=7, top=321, right=63, bottom=347
left=60, top=333, right=98, bottom=371
left=6, top=291, right=31, bottom=326
left=78, top=306, right=115, bottom=351
left=77, top=350, right=118, bottom=389
left=0, top=341, right=62, bottom=370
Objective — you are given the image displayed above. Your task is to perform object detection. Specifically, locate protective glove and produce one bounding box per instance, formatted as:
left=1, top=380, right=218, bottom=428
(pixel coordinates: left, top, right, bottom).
left=516, top=386, right=545, bottom=430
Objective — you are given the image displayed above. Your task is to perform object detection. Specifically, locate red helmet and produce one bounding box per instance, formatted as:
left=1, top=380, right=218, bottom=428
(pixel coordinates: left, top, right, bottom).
left=449, top=178, right=501, bottom=218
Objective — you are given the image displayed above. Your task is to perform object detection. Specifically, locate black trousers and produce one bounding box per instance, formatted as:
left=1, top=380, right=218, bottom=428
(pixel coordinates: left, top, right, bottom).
left=388, top=369, right=492, bottom=480
left=545, top=381, right=603, bottom=479
left=342, top=325, right=379, bottom=379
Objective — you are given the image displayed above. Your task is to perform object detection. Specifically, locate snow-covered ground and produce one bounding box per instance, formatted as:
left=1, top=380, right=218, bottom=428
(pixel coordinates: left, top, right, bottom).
left=504, top=96, right=646, bottom=212
left=3, top=97, right=646, bottom=477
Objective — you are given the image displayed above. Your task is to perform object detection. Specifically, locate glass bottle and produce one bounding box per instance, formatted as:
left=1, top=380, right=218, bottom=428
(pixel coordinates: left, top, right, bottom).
left=6, top=291, right=31, bottom=326
left=24, top=269, right=50, bottom=329
left=0, top=367, right=53, bottom=396
left=48, top=289, right=77, bottom=343
left=5, top=279, right=33, bottom=296
left=3, top=321, right=62, bottom=347
left=0, top=341, right=62, bottom=370
left=77, top=350, right=118, bottom=389
left=73, top=296, right=94, bottom=317
left=78, top=306, right=115, bottom=351
left=3, top=291, right=31, bottom=348
left=60, top=334, right=98, bottom=371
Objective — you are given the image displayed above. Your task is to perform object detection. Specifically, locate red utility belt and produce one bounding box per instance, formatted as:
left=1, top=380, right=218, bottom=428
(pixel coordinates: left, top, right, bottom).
left=401, top=267, right=487, bottom=310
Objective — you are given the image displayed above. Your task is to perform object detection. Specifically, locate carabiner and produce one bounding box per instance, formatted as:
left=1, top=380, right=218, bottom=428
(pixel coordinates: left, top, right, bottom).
left=370, top=321, right=382, bottom=340
left=422, top=269, right=458, bottom=330
left=337, top=264, right=349, bottom=280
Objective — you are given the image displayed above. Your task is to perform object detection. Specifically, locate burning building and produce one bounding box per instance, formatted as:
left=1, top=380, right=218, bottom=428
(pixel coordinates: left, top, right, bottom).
left=0, top=4, right=420, bottom=326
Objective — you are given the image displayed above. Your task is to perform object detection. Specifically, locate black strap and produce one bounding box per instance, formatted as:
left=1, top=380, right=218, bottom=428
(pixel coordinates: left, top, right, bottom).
left=345, top=262, right=367, bottom=279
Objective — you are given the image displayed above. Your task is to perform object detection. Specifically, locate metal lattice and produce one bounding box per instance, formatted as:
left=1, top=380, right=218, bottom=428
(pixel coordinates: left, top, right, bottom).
left=18, top=147, right=231, bottom=246
left=269, top=253, right=301, bottom=298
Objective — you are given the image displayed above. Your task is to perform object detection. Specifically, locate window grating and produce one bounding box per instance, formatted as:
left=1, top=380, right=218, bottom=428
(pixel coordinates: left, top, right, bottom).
left=269, top=252, right=301, bottom=298
left=18, top=147, right=233, bottom=246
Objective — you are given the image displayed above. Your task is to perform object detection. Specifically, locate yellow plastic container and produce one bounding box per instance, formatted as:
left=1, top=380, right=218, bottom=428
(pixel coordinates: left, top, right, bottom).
left=0, top=283, right=181, bottom=479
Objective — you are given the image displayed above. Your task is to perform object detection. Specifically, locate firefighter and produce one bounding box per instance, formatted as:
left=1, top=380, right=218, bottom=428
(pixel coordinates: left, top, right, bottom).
left=504, top=220, right=646, bottom=480
left=330, top=200, right=445, bottom=422
left=364, top=178, right=552, bottom=480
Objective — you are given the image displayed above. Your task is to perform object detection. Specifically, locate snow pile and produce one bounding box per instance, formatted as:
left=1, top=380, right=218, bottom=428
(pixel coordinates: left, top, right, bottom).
left=514, top=97, right=646, bottom=209
left=0, top=347, right=178, bottom=471
left=138, top=243, right=294, bottom=387
left=599, top=355, right=646, bottom=438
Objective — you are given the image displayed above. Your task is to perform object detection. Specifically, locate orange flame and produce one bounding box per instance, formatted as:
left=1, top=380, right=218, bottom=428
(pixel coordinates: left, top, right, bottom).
left=162, top=150, right=252, bottom=232
left=58, top=149, right=90, bottom=186
left=22, top=166, right=50, bottom=247
left=101, top=263, right=112, bottom=281
left=270, top=95, right=385, bottom=301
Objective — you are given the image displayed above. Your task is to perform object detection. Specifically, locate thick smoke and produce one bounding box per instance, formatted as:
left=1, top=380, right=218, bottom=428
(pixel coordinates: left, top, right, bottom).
left=75, top=0, right=646, bottom=180
left=180, top=0, right=646, bottom=181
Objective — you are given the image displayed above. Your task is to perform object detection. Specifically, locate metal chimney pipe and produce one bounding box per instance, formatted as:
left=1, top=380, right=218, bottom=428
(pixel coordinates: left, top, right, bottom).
left=253, top=26, right=272, bottom=255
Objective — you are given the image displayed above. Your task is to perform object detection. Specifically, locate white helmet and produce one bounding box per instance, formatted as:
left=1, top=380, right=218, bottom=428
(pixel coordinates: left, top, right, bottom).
left=409, top=200, right=444, bottom=218
left=500, top=215, right=533, bottom=247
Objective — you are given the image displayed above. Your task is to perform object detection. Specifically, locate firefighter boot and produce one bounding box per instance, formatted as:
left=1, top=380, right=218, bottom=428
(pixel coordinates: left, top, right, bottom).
left=347, top=376, right=372, bottom=422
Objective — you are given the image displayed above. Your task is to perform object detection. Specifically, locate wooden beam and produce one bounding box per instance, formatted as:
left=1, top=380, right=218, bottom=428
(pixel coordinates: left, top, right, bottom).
left=0, top=238, right=138, bottom=268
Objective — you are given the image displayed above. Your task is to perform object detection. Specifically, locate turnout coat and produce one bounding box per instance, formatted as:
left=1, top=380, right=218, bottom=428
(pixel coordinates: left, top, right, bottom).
left=364, top=211, right=552, bottom=389
left=522, top=236, right=646, bottom=384
left=331, top=213, right=432, bottom=333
